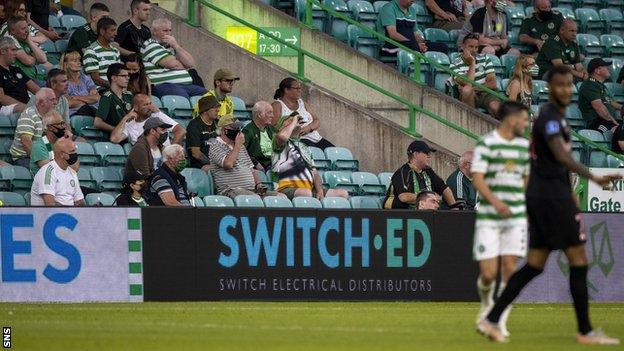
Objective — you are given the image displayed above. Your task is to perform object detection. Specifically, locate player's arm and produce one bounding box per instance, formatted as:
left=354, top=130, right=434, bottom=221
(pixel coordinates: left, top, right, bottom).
left=472, top=172, right=512, bottom=217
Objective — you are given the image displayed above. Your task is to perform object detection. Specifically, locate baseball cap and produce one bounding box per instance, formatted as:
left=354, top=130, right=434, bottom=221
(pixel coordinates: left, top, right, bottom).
left=213, top=68, right=240, bottom=81
left=407, top=140, right=436, bottom=155
left=123, top=170, right=148, bottom=186
left=217, top=114, right=245, bottom=129
left=143, top=116, right=173, bottom=131
left=587, top=58, right=611, bottom=74
left=197, top=95, right=220, bottom=114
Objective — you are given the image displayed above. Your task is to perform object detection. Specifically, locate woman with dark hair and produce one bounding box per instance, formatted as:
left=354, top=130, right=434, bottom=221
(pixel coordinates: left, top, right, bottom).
left=0, top=0, right=47, bottom=44
left=122, top=53, right=151, bottom=95
left=271, top=78, right=334, bottom=150
left=115, top=171, right=149, bottom=207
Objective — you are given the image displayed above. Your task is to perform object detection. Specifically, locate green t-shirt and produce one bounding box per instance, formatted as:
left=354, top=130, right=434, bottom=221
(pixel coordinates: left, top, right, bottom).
left=95, top=90, right=134, bottom=127
left=29, top=135, right=53, bottom=175
left=536, top=35, right=581, bottom=77
left=578, top=78, right=618, bottom=124
left=186, top=117, right=217, bottom=168
left=446, top=168, right=478, bottom=209
left=377, top=0, right=418, bottom=51
left=259, top=129, right=272, bottom=158
left=518, top=13, right=563, bottom=51
left=67, top=23, right=98, bottom=53
left=12, top=37, right=41, bottom=81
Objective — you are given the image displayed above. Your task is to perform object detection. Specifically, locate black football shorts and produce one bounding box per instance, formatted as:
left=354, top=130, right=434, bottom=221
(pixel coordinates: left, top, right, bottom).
left=527, top=197, right=585, bottom=250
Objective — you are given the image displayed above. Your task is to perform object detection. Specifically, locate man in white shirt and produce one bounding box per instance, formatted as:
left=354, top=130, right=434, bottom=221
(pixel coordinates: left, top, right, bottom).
left=31, top=137, right=85, bottom=206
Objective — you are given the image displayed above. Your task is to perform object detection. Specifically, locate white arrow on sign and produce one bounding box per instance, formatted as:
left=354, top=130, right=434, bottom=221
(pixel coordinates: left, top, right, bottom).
left=285, top=35, right=298, bottom=45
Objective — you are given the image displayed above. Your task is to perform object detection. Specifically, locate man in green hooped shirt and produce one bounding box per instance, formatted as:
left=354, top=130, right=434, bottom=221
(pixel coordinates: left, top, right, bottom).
left=518, top=0, right=563, bottom=54
left=578, top=58, right=623, bottom=133
left=536, top=20, right=586, bottom=80
left=446, top=150, right=478, bottom=209
left=30, top=111, right=78, bottom=175
left=67, top=2, right=110, bottom=54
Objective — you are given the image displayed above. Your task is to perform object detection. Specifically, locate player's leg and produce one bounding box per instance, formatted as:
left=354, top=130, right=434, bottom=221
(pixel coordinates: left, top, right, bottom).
left=473, top=225, right=500, bottom=323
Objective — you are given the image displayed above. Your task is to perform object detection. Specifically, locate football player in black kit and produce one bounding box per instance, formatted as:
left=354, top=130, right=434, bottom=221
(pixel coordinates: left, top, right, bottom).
left=477, top=65, right=622, bottom=344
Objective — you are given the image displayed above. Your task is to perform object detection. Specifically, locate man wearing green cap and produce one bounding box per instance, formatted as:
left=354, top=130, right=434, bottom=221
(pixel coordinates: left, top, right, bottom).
left=187, top=95, right=219, bottom=171
left=191, top=68, right=238, bottom=118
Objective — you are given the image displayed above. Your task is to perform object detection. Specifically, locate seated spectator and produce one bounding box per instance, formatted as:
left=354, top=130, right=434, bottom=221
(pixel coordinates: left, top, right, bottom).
left=114, top=170, right=149, bottom=206
left=115, top=0, right=152, bottom=57
left=83, top=17, right=120, bottom=88
left=0, top=1, right=47, bottom=45
left=67, top=2, right=110, bottom=54
left=506, top=55, right=537, bottom=108
left=7, top=16, right=52, bottom=83
left=209, top=115, right=282, bottom=199
left=0, top=36, right=39, bottom=115
left=125, top=116, right=171, bottom=176
left=10, top=88, right=57, bottom=168
left=242, top=101, right=276, bottom=171
left=416, top=190, right=441, bottom=210
left=272, top=78, right=334, bottom=150
left=145, top=144, right=191, bottom=206
left=29, top=110, right=73, bottom=175
left=111, top=93, right=185, bottom=145
left=457, top=0, right=520, bottom=56
left=26, top=69, right=69, bottom=123
left=612, top=124, right=624, bottom=154
left=426, top=0, right=467, bottom=31
left=536, top=19, right=586, bottom=81
left=192, top=68, right=238, bottom=118
left=30, top=137, right=85, bottom=206
left=377, top=0, right=448, bottom=56
left=450, top=34, right=501, bottom=117
left=579, top=58, right=623, bottom=133
left=272, top=114, right=348, bottom=200
left=25, top=0, right=60, bottom=41
left=122, top=53, right=151, bottom=95
left=446, top=150, right=477, bottom=209
left=94, top=63, right=133, bottom=133
left=187, top=95, right=219, bottom=171
left=518, top=0, right=563, bottom=55
left=382, top=140, right=457, bottom=209
left=141, top=18, right=206, bottom=99
left=61, top=51, right=99, bottom=116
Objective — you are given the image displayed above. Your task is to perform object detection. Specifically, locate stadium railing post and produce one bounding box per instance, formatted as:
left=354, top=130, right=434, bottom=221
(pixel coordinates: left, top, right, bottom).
left=186, top=0, right=198, bottom=27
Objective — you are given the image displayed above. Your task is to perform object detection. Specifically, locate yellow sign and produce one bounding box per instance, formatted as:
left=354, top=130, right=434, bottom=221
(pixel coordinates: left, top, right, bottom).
left=226, top=26, right=257, bottom=54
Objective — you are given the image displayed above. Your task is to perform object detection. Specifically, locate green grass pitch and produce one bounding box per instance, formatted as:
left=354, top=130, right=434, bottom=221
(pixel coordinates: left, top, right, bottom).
left=2, top=302, right=622, bottom=350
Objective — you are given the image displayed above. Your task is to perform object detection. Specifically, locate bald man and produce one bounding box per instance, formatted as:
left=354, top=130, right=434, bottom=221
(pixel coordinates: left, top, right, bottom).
left=242, top=100, right=277, bottom=171
left=31, top=137, right=85, bottom=206
left=519, top=0, right=563, bottom=54
left=446, top=150, right=478, bottom=209
left=536, top=19, right=587, bottom=80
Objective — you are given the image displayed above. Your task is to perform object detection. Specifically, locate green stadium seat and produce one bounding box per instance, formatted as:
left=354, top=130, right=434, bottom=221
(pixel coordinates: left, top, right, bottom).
left=234, top=194, right=264, bottom=207
left=77, top=167, right=98, bottom=189
left=601, top=35, right=624, bottom=59
left=55, top=39, right=68, bottom=54
left=0, top=191, right=26, bottom=206
left=600, top=9, right=624, bottom=37
left=253, top=170, right=274, bottom=190
left=605, top=82, right=624, bottom=100
left=572, top=149, right=583, bottom=162
left=292, top=196, right=323, bottom=208
left=323, top=170, right=359, bottom=194
left=93, top=142, right=126, bottom=166
left=60, top=14, right=87, bottom=31
left=324, top=0, right=352, bottom=42
left=230, top=96, right=252, bottom=121
left=532, top=80, right=549, bottom=104
left=90, top=167, right=122, bottom=192
left=525, top=6, right=534, bottom=17
left=0, top=165, right=32, bottom=193
left=449, top=29, right=460, bottom=49
left=351, top=171, right=386, bottom=195
left=373, top=1, right=389, bottom=13
left=122, top=143, right=132, bottom=156
left=309, top=146, right=332, bottom=170
left=23, top=192, right=30, bottom=205
left=48, top=15, right=64, bottom=33
left=397, top=49, right=418, bottom=77
left=434, top=73, right=452, bottom=95
left=0, top=141, right=10, bottom=164
left=553, top=7, right=575, bottom=20
left=322, top=196, right=351, bottom=208
left=567, top=103, right=584, bottom=120
left=0, top=118, right=14, bottom=138
left=189, top=95, right=202, bottom=109
left=377, top=172, right=392, bottom=190
left=486, top=54, right=505, bottom=78
left=589, top=151, right=607, bottom=167
left=192, top=196, right=204, bottom=207
left=161, top=95, right=193, bottom=119
left=501, top=54, right=517, bottom=78
left=606, top=154, right=624, bottom=168
left=608, top=58, right=624, bottom=82
left=40, top=40, right=60, bottom=64
left=71, top=115, right=105, bottom=139
left=203, top=195, right=235, bottom=207
left=350, top=195, right=381, bottom=209
left=180, top=168, right=213, bottom=197
left=85, top=193, right=115, bottom=206
left=263, top=195, right=293, bottom=208
left=576, top=34, right=606, bottom=57
left=575, top=9, right=606, bottom=36
left=412, top=3, right=432, bottom=26
left=424, top=28, right=452, bottom=49
left=324, top=147, right=359, bottom=170
left=505, top=6, right=525, bottom=29
left=295, top=0, right=325, bottom=30
left=347, top=24, right=378, bottom=58
left=578, top=129, right=609, bottom=159
left=151, top=95, right=163, bottom=109
left=604, top=129, right=614, bottom=143
left=424, top=51, right=450, bottom=83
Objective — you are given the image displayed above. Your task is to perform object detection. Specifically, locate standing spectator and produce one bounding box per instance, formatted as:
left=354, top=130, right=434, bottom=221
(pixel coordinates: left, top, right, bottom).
left=0, top=36, right=39, bottom=115
left=10, top=88, right=56, bottom=168
left=536, top=19, right=586, bottom=80
left=506, top=55, right=537, bottom=108
left=416, top=190, right=441, bottom=210
left=272, top=78, right=334, bottom=150
left=125, top=116, right=170, bottom=177
left=272, top=114, right=348, bottom=200
left=612, top=125, right=624, bottom=154
left=192, top=68, right=238, bottom=118
left=116, top=0, right=152, bottom=57
left=187, top=95, right=219, bottom=171
left=67, top=2, right=110, bottom=54
left=61, top=51, right=99, bottom=116
left=7, top=16, right=51, bottom=82
left=94, top=63, right=133, bottom=133
left=26, top=69, right=69, bottom=123
left=0, top=1, right=47, bottom=44
left=377, top=0, right=448, bottom=57
left=29, top=110, right=74, bottom=175
left=242, top=101, right=276, bottom=171
left=145, top=144, right=191, bottom=206
left=382, top=140, right=457, bottom=209
left=518, top=0, right=563, bottom=55
left=446, top=150, right=478, bottom=209
left=25, top=0, right=60, bottom=41
left=83, top=17, right=120, bottom=88
left=122, top=53, right=151, bottom=95
left=426, top=0, right=468, bottom=31
left=578, top=58, right=623, bottom=133
left=450, top=34, right=501, bottom=117
left=141, top=18, right=206, bottom=98
left=30, top=137, right=85, bottom=206
left=114, top=170, right=149, bottom=206
left=458, top=0, right=520, bottom=56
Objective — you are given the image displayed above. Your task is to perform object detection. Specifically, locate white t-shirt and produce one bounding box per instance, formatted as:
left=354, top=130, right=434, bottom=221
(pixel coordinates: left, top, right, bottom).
left=31, top=160, right=84, bottom=206
left=122, top=112, right=178, bottom=145
left=151, top=147, right=163, bottom=170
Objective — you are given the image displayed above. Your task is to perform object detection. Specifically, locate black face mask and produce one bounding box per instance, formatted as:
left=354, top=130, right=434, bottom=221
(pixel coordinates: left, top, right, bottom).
left=225, top=128, right=239, bottom=141
left=538, top=10, right=553, bottom=21
left=66, top=152, right=78, bottom=165
left=158, top=131, right=168, bottom=145
left=52, top=128, right=66, bottom=139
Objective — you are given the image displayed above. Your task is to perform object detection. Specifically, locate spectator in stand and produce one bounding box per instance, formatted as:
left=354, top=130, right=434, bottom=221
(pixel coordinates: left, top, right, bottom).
left=416, top=190, right=441, bottom=210
left=61, top=51, right=99, bottom=116
left=272, top=78, right=334, bottom=150
left=116, top=0, right=152, bottom=57
left=94, top=63, right=133, bottom=134
left=83, top=17, right=120, bottom=88
left=377, top=0, right=448, bottom=57
left=26, top=0, right=60, bottom=41
left=612, top=125, right=624, bottom=154
left=446, top=150, right=478, bottom=209
left=518, top=0, right=563, bottom=55
left=450, top=33, right=501, bottom=118
left=617, top=68, right=624, bottom=85
left=122, top=53, right=151, bottom=95
left=25, top=69, right=69, bottom=123
left=67, top=2, right=110, bottom=54
left=7, top=16, right=51, bottom=83
left=242, top=101, right=276, bottom=171
left=187, top=95, right=219, bottom=171
left=272, top=114, right=348, bottom=200
left=0, top=4, right=5, bottom=26
left=578, top=58, right=623, bottom=133
left=506, top=55, right=537, bottom=108
left=125, top=116, right=171, bottom=177
left=209, top=115, right=282, bottom=200
left=10, top=87, right=56, bottom=168
left=0, top=36, right=39, bottom=115
left=426, top=0, right=468, bottom=31
left=29, top=110, right=74, bottom=175
left=114, top=170, right=149, bottom=206
left=0, top=1, right=47, bottom=44
left=146, top=144, right=191, bottom=206
left=536, top=19, right=586, bottom=81
left=457, top=0, right=520, bottom=56
left=111, top=93, right=185, bottom=145
left=383, top=140, right=457, bottom=209
left=192, top=68, right=238, bottom=118
left=141, top=18, right=206, bottom=98
left=30, top=137, right=85, bottom=206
